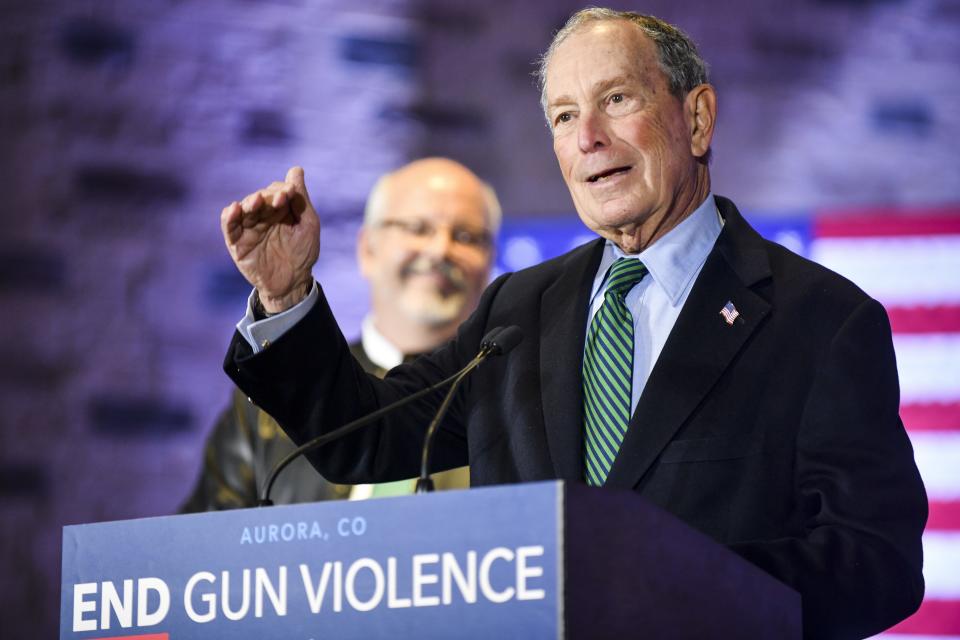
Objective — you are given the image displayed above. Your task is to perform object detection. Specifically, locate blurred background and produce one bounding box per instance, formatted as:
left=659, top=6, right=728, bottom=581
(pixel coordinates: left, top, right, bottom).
left=2, top=0, right=958, bottom=637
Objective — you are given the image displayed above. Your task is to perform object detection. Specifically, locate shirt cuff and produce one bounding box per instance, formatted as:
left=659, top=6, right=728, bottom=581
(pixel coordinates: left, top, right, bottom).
left=236, top=282, right=319, bottom=353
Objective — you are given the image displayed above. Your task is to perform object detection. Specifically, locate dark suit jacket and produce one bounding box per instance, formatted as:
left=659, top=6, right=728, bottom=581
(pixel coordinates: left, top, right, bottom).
left=183, top=342, right=467, bottom=511
left=226, top=197, right=926, bottom=639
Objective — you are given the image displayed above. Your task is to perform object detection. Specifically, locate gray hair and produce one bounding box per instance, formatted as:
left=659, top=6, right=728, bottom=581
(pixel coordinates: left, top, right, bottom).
left=363, top=167, right=502, bottom=234
left=536, top=8, right=710, bottom=120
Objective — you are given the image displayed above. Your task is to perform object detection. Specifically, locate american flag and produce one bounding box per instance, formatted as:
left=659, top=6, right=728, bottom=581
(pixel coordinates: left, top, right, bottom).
left=720, top=301, right=740, bottom=325
left=810, top=212, right=960, bottom=640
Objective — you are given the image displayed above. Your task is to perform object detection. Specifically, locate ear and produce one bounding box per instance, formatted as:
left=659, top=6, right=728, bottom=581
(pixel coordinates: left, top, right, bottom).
left=685, top=84, right=717, bottom=159
left=356, top=226, right=375, bottom=278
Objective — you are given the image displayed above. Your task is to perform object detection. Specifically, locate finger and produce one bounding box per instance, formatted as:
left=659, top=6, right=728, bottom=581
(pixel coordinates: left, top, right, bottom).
left=285, top=166, right=307, bottom=195
left=220, top=201, right=240, bottom=226
left=259, top=181, right=287, bottom=200
left=220, top=202, right=243, bottom=242
left=272, top=188, right=294, bottom=209
left=241, top=191, right=265, bottom=214
left=284, top=166, right=313, bottom=217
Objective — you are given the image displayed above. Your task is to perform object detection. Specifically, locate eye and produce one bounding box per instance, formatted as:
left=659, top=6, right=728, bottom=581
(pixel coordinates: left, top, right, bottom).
left=405, top=220, right=431, bottom=236
left=554, top=112, right=573, bottom=127
left=610, top=93, right=624, bottom=104
left=452, top=228, right=492, bottom=249
left=381, top=219, right=431, bottom=237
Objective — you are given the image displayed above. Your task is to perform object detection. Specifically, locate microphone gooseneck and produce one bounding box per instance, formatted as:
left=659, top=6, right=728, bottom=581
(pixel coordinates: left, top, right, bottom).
left=415, top=326, right=523, bottom=494
left=259, top=326, right=522, bottom=506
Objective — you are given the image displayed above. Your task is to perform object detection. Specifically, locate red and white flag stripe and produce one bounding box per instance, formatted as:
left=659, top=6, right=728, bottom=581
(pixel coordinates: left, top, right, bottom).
left=813, top=213, right=960, bottom=638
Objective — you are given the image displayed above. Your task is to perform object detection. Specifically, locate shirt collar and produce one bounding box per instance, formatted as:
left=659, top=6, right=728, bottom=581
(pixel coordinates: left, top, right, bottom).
left=360, top=315, right=405, bottom=371
left=590, top=193, right=724, bottom=307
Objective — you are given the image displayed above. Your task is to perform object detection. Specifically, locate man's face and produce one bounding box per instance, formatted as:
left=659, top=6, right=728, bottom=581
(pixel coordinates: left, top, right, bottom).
left=545, top=21, right=701, bottom=246
left=359, top=168, right=492, bottom=328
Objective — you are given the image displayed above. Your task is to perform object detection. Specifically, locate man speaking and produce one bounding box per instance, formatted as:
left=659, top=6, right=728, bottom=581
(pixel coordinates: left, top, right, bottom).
left=220, top=9, right=926, bottom=639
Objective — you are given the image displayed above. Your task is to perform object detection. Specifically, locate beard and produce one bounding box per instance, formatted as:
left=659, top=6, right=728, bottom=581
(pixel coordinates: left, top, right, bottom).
left=396, top=255, right=470, bottom=326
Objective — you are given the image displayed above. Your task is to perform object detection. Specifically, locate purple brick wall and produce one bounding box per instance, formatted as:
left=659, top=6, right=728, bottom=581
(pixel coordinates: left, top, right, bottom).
left=2, top=1, right=957, bottom=636
left=415, top=0, right=960, bottom=214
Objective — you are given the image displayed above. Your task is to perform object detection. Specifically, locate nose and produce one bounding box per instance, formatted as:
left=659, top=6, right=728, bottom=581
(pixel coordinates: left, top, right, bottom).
left=577, top=108, right=611, bottom=153
left=421, top=226, right=454, bottom=259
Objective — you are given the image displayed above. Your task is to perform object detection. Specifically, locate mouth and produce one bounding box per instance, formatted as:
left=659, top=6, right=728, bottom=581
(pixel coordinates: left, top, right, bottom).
left=408, top=270, right=452, bottom=286
left=402, top=260, right=466, bottom=294
left=586, top=165, right=632, bottom=183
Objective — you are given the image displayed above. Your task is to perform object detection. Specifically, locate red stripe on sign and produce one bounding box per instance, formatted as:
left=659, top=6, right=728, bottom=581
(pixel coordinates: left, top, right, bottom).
left=815, top=213, right=960, bottom=237
left=901, top=402, right=960, bottom=431
left=928, top=500, right=960, bottom=530
left=91, top=634, right=169, bottom=640
left=889, top=305, right=960, bottom=334
left=887, top=598, right=960, bottom=635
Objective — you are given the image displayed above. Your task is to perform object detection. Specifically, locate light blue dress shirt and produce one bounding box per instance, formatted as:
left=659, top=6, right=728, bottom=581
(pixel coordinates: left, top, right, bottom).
left=586, top=194, right=723, bottom=414
left=238, top=285, right=320, bottom=352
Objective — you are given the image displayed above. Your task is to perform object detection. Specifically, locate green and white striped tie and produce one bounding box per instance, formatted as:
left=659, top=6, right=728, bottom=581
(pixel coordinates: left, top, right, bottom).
left=583, top=258, right=648, bottom=486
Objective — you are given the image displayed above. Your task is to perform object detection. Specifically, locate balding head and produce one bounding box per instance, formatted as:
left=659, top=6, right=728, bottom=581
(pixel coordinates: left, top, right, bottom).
left=364, top=158, right=501, bottom=234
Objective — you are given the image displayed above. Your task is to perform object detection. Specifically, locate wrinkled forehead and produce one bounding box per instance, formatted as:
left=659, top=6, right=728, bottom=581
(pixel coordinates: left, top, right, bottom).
left=544, top=21, right=663, bottom=100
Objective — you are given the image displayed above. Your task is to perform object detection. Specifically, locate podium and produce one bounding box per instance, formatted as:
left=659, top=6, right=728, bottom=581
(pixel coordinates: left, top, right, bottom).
left=61, top=481, right=799, bottom=639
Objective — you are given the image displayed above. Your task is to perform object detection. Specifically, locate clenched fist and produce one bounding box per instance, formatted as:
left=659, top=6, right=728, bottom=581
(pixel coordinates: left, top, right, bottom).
left=221, top=167, right=320, bottom=313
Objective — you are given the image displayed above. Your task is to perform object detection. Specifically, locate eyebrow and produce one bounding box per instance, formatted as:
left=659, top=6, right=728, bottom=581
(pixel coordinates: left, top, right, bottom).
left=547, top=75, right=633, bottom=111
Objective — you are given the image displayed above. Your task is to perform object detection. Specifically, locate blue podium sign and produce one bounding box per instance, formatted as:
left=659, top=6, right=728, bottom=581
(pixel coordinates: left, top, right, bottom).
left=61, top=482, right=561, bottom=640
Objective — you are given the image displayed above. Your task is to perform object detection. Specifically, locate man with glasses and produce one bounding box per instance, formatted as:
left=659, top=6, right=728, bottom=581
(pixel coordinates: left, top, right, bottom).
left=183, top=157, right=499, bottom=510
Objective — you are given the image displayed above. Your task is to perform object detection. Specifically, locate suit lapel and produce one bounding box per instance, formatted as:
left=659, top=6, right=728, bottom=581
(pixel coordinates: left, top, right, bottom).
left=540, top=239, right=605, bottom=481
left=604, top=199, right=773, bottom=489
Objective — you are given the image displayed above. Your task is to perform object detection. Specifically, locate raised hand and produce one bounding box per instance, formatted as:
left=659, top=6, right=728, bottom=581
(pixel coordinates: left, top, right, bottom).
left=221, top=167, right=320, bottom=313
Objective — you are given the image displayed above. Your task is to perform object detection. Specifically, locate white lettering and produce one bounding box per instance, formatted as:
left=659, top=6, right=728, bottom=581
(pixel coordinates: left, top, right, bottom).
left=100, top=579, right=133, bottom=629
left=184, top=571, right=217, bottom=623
left=300, top=563, right=335, bottom=613
left=72, top=583, right=97, bottom=632
left=337, top=517, right=366, bottom=537
left=345, top=558, right=384, bottom=612
left=387, top=557, right=411, bottom=609
left=351, top=517, right=367, bottom=536
left=255, top=566, right=287, bottom=617
left=137, top=577, right=170, bottom=626
left=242, top=521, right=330, bottom=544
left=516, top=546, right=545, bottom=600
left=479, top=547, right=515, bottom=603
left=333, top=562, right=342, bottom=612
left=442, top=551, right=477, bottom=604
left=221, top=569, right=250, bottom=621
left=412, top=553, right=440, bottom=607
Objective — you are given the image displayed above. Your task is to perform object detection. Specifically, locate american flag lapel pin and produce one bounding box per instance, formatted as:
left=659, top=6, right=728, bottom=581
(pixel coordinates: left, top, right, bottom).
left=720, top=301, right=740, bottom=326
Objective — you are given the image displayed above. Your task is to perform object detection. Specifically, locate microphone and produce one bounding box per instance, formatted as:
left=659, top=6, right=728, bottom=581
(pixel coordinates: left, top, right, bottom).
left=482, top=325, right=523, bottom=356
left=258, top=326, right=522, bottom=506
left=414, top=325, right=523, bottom=494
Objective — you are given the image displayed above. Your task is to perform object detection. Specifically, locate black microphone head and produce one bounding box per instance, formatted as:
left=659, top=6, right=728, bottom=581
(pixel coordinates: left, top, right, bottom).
left=480, top=326, right=504, bottom=348
left=482, top=325, right=523, bottom=356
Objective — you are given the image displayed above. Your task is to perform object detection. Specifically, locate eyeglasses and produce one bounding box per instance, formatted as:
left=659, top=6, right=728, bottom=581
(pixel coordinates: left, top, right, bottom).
left=378, top=218, right=492, bottom=250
